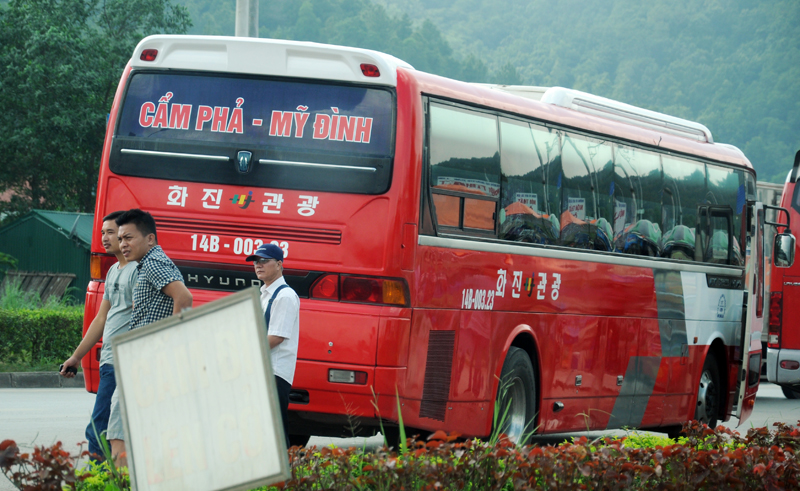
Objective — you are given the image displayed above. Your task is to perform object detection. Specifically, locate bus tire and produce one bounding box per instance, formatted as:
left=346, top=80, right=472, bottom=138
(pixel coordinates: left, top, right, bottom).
left=781, top=385, right=800, bottom=399
left=495, top=346, right=537, bottom=444
left=695, top=352, right=721, bottom=428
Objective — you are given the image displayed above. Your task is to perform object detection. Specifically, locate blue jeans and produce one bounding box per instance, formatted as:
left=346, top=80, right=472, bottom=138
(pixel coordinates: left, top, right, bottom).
left=85, top=364, right=116, bottom=460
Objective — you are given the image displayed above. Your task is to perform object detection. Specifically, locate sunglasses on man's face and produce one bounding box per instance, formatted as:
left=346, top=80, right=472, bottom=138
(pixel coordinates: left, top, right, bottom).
left=253, top=258, right=276, bottom=265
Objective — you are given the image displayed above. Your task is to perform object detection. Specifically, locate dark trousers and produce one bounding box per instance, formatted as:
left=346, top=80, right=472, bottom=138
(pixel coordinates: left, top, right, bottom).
left=275, top=376, right=291, bottom=449
left=85, top=364, right=116, bottom=461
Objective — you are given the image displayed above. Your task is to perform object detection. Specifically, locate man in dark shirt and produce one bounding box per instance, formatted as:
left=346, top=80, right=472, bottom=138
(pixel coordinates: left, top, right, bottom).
left=106, top=208, right=192, bottom=466
left=117, top=209, right=193, bottom=327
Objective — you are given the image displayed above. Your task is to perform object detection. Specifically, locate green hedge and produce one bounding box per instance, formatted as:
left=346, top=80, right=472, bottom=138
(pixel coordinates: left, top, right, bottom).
left=0, top=307, right=83, bottom=365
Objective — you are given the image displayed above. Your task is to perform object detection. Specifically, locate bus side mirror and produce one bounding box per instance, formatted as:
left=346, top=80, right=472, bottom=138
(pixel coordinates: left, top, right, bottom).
left=774, top=233, right=795, bottom=268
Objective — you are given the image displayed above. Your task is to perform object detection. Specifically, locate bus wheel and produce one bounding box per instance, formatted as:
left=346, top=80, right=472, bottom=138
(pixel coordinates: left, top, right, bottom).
left=495, top=346, right=537, bottom=444
left=781, top=385, right=800, bottom=399
left=695, top=353, right=721, bottom=428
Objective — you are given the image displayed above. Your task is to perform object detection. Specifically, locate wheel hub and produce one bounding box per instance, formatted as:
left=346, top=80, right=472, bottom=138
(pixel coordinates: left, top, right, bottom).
left=696, top=369, right=717, bottom=424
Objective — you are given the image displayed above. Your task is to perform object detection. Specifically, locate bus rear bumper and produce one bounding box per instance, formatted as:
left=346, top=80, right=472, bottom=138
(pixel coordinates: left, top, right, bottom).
left=288, top=361, right=493, bottom=438
left=766, top=348, right=800, bottom=385
left=288, top=363, right=406, bottom=437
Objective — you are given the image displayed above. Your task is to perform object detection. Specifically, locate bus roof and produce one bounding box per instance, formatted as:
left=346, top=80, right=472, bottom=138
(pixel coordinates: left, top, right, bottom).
left=410, top=71, right=752, bottom=171
left=478, top=84, right=716, bottom=144
left=130, top=35, right=414, bottom=87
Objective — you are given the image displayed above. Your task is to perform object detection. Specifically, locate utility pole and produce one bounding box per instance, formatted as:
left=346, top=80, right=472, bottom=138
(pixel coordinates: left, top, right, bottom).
left=235, top=0, right=259, bottom=38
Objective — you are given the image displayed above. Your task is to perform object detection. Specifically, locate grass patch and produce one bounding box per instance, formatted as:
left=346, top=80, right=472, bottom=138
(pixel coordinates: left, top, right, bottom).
left=0, top=357, right=71, bottom=373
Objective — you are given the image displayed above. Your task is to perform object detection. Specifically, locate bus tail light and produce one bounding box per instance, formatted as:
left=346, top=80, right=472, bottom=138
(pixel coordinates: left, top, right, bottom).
left=768, top=292, right=782, bottom=348
left=310, top=274, right=339, bottom=300
left=360, top=63, right=380, bottom=77
left=140, top=49, right=158, bottom=61
left=310, top=274, right=408, bottom=307
left=342, top=275, right=407, bottom=306
left=780, top=360, right=800, bottom=370
left=90, top=253, right=117, bottom=281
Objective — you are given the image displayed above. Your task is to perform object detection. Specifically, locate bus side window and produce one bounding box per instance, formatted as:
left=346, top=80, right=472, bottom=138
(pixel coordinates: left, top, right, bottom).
left=707, top=165, right=745, bottom=265
left=697, top=206, right=735, bottom=265
left=463, top=198, right=496, bottom=230
left=707, top=213, right=733, bottom=264
left=428, top=103, right=500, bottom=234
left=559, top=133, right=614, bottom=251
left=793, top=178, right=800, bottom=216
left=613, top=145, right=663, bottom=257
left=662, top=156, right=706, bottom=262
left=498, top=118, right=558, bottom=244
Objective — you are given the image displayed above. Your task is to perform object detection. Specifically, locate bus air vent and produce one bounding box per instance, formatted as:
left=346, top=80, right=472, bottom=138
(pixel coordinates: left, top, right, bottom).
left=419, top=331, right=455, bottom=422
left=541, top=87, right=714, bottom=143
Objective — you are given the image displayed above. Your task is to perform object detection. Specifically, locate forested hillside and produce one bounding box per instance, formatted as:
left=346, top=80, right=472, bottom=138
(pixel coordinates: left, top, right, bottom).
left=183, top=0, right=799, bottom=183
left=376, top=0, right=800, bottom=183
left=182, top=0, right=520, bottom=85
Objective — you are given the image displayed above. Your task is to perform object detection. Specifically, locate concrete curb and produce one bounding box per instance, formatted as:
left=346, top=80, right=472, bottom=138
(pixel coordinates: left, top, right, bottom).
left=0, top=372, right=84, bottom=389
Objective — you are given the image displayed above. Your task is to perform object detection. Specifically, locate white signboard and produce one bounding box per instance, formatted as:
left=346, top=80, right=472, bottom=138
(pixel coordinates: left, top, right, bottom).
left=567, top=197, right=586, bottom=220
left=113, top=287, right=289, bottom=491
left=515, top=193, right=538, bottom=212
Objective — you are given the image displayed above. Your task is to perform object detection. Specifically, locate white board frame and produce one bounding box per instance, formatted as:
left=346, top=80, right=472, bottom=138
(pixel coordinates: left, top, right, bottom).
left=112, top=287, right=290, bottom=491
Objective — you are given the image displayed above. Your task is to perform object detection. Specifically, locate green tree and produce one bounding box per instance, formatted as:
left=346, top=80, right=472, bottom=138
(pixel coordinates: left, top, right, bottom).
left=0, top=0, right=191, bottom=220
left=492, top=62, right=523, bottom=85
left=0, top=252, right=17, bottom=282
left=183, top=0, right=516, bottom=84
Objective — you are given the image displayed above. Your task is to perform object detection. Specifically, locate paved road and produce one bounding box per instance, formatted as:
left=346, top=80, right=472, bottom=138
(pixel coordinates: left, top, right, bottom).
left=1, top=384, right=797, bottom=490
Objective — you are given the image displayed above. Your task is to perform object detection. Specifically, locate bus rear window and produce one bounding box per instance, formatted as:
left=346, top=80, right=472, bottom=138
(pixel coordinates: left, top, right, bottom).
left=111, top=72, right=395, bottom=194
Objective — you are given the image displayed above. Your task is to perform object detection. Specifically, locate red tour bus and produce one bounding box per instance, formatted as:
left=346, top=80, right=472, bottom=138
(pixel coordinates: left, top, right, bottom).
left=83, top=35, right=793, bottom=444
left=766, top=150, right=800, bottom=399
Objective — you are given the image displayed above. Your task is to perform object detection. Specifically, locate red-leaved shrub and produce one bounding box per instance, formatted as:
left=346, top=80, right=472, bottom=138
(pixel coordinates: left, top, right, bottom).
left=2, top=421, right=799, bottom=490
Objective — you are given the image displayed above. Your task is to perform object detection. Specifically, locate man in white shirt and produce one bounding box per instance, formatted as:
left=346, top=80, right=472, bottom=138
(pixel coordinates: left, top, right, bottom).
left=246, top=243, right=299, bottom=448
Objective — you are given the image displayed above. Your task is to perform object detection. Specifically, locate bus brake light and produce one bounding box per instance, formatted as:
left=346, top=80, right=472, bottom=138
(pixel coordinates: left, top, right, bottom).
left=780, top=360, right=800, bottom=370
left=140, top=49, right=158, bottom=61
left=310, top=274, right=339, bottom=300
left=768, top=292, right=782, bottom=349
left=311, top=274, right=408, bottom=306
left=90, top=253, right=117, bottom=281
left=360, top=64, right=380, bottom=77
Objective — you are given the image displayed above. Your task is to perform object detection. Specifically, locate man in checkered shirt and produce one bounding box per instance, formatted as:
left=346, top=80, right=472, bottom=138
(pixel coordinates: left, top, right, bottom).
left=106, top=208, right=193, bottom=467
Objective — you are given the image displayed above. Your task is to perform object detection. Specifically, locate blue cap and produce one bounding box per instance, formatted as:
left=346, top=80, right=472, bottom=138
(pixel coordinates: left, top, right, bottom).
left=245, top=243, right=284, bottom=262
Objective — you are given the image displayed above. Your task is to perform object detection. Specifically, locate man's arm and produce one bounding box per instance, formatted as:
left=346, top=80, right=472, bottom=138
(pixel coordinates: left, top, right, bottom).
left=162, top=281, right=193, bottom=314
left=267, top=335, right=286, bottom=349
left=265, top=293, right=298, bottom=350
left=60, top=299, right=111, bottom=377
